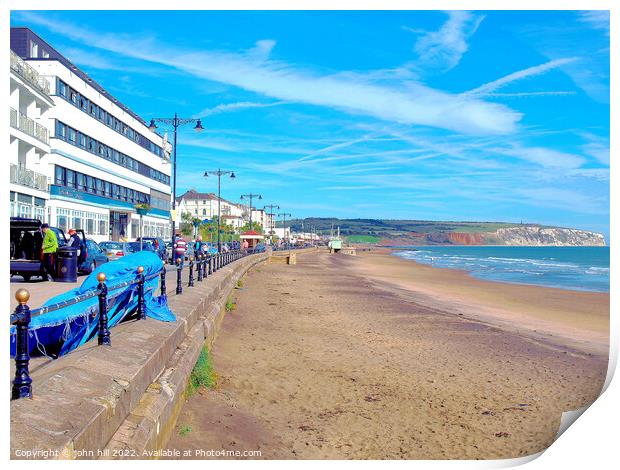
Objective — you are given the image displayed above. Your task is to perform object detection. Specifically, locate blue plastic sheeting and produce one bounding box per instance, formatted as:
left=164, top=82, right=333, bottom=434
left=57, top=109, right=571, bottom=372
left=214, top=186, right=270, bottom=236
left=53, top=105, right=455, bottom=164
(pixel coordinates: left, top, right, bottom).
left=10, top=251, right=175, bottom=358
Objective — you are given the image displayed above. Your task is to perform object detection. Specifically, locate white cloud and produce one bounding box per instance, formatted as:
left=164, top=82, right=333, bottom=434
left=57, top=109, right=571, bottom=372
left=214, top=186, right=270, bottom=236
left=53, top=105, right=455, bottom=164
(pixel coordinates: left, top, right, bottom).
left=578, top=11, right=610, bottom=36
left=17, top=12, right=520, bottom=135
left=495, top=146, right=585, bottom=169
left=194, top=100, right=287, bottom=118
left=412, top=11, right=485, bottom=71
left=465, top=58, right=579, bottom=96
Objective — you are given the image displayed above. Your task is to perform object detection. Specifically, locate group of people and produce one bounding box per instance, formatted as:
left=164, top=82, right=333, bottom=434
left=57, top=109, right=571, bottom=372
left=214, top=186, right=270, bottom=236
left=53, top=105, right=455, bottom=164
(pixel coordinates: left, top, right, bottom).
left=39, top=224, right=82, bottom=281
left=171, top=234, right=250, bottom=265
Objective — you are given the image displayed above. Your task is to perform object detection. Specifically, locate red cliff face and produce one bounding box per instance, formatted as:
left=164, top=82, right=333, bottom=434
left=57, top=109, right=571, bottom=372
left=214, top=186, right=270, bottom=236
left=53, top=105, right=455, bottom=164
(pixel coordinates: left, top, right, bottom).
left=445, top=232, right=485, bottom=245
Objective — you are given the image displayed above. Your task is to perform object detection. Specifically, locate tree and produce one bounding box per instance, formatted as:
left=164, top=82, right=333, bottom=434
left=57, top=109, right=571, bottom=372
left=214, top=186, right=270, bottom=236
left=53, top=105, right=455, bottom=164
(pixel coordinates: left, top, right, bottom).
left=240, top=221, right=264, bottom=234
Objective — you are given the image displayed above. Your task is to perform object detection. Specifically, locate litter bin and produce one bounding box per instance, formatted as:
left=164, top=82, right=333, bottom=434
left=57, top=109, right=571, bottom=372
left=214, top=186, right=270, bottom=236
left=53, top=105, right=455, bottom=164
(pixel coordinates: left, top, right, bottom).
left=56, top=246, right=78, bottom=282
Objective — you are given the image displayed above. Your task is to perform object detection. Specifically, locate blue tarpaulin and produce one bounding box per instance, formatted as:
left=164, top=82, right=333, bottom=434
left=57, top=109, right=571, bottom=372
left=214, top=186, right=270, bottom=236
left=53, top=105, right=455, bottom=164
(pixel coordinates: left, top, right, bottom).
left=10, top=251, right=175, bottom=358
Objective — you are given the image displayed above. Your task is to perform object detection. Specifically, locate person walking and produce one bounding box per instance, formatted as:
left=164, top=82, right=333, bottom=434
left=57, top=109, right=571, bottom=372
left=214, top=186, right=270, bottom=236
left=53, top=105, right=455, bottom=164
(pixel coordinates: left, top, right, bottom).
left=195, top=235, right=204, bottom=254
left=242, top=239, right=249, bottom=252
left=41, top=223, right=58, bottom=281
left=173, top=233, right=187, bottom=265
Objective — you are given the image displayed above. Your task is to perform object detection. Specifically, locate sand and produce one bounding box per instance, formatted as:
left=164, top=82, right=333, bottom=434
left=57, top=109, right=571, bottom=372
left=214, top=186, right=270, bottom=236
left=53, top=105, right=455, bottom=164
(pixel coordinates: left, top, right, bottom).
left=165, top=249, right=609, bottom=460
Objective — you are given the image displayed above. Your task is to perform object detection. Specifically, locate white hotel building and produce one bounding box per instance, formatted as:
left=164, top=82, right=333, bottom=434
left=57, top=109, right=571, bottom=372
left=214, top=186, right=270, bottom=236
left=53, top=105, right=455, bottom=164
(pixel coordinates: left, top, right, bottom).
left=10, top=27, right=172, bottom=242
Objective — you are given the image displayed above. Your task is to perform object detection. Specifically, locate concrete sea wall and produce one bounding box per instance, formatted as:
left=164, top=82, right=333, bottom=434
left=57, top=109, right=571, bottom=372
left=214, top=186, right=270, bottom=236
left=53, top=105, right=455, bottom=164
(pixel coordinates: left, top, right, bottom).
left=10, top=252, right=269, bottom=460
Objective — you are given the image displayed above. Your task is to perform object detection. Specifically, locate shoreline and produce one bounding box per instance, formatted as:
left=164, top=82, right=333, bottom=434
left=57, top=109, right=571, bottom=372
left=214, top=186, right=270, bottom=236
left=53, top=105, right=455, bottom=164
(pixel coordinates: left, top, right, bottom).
left=389, top=247, right=609, bottom=294
left=348, top=249, right=610, bottom=357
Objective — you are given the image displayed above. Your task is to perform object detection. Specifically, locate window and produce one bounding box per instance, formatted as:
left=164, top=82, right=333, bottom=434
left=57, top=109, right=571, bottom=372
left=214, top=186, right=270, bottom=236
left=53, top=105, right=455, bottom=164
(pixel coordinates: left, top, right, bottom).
left=86, top=176, right=95, bottom=193
left=76, top=173, right=86, bottom=191
left=67, top=127, right=77, bottom=144
left=78, top=133, right=86, bottom=148
left=55, top=166, right=65, bottom=185
left=58, top=80, right=67, bottom=98
left=80, top=97, right=88, bottom=111
left=30, top=41, right=38, bottom=58
left=203, top=209, right=206, bottom=216
left=98, top=108, right=105, bottom=122
left=104, top=182, right=112, bottom=198
left=112, top=150, right=120, bottom=164
left=90, top=103, right=98, bottom=117
left=86, top=218, right=95, bottom=235
left=42, top=50, right=49, bottom=59
left=70, top=91, right=78, bottom=104
left=96, top=179, right=104, bottom=195
left=56, top=121, right=66, bottom=139
left=66, top=169, right=75, bottom=188
left=88, top=137, right=96, bottom=153
left=99, top=219, right=107, bottom=236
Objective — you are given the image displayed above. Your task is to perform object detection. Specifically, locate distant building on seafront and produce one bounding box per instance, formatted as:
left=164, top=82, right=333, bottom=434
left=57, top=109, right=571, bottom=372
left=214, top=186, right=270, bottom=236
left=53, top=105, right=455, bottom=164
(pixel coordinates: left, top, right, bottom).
left=176, top=189, right=245, bottom=229
left=10, top=27, right=173, bottom=242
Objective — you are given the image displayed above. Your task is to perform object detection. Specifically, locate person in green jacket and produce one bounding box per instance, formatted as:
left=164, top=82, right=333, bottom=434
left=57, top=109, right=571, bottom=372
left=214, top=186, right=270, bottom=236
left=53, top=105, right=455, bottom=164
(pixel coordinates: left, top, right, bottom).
left=41, top=223, right=58, bottom=281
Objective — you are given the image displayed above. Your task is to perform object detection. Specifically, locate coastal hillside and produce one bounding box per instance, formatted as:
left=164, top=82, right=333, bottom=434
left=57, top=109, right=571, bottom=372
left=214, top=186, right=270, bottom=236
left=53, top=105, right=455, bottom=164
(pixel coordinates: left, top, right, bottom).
left=286, top=218, right=606, bottom=246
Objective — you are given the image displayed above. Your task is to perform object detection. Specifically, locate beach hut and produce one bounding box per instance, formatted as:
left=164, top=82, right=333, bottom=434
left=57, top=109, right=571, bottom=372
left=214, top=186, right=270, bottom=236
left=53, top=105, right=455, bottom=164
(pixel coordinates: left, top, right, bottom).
left=241, top=230, right=264, bottom=249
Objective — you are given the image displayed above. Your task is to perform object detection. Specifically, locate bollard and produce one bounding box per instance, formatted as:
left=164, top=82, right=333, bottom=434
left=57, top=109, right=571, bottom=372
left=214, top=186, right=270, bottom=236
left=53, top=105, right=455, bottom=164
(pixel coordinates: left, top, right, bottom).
left=160, top=261, right=167, bottom=298
left=176, top=257, right=183, bottom=295
left=137, top=266, right=146, bottom=320
left=11, top=289, right=32, bottom=400
left=97, top=273, right=111, bottom=346
left=213, top=254, right=218, bottom=272
left=197, top=253, right=203, bottom=282
left=188, top=256, right=195, bottom=287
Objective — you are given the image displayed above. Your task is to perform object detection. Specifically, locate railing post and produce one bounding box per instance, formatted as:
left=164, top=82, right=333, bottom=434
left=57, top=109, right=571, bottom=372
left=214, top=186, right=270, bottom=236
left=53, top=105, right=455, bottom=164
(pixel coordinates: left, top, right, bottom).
left=197, top=253, right=203, bottom=282
left=176, top=257, right=183, bottom=295
left=11, top=289, right=32, bottom=400
left=97, top=273, right=111, bottom=346
left=188, top=257, right=195, bottom=287
left=213, top=254, right=218, bottom=272
left=160, top=261, right=167, bottom=298
left=137, top=266, right=146, bottom=320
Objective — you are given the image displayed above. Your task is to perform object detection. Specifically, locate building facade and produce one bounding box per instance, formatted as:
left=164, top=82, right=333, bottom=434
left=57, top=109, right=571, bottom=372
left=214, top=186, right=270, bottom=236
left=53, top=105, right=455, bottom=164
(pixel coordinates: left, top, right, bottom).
left=10, top=49, right=54, bottom=222
left=176, top=189, right=244, bottom=223
left=10, top=28, right=172, bottom=242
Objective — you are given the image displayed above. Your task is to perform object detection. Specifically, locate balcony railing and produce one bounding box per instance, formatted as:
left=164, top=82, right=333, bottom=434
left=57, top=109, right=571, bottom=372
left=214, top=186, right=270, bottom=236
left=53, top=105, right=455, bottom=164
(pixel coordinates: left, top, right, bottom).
left=10, top=164, right=49, bottom=192
left=10, top=108, right=49, bottom=145
left=10, top=50, right=51, bottom=96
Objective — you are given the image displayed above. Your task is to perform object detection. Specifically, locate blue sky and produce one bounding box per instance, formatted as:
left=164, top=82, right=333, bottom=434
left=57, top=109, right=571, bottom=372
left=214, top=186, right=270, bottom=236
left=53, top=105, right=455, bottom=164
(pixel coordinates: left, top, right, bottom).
left=11, top=10, right=610, bottom=236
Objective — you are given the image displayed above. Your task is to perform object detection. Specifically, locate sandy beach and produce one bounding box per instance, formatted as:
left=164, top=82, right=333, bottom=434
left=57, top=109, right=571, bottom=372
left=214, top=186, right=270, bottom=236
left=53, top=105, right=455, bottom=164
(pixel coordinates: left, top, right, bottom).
left=166, top=249, right=609, bottom=459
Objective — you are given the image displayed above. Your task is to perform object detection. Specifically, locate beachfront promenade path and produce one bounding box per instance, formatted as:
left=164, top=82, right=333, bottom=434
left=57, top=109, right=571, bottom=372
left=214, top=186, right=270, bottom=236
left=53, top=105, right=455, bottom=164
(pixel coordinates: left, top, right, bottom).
left=165, top=249, right=608, bottom=460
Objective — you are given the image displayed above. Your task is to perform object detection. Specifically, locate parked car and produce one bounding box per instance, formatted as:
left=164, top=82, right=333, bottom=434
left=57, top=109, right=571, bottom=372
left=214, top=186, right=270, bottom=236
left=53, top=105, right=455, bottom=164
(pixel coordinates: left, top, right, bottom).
left=100, top=241, right=132, bottom=260
left=126, top=241, right=157, bottom=254
left=136, top=237, right=167, bottom=261
left=10, top=217, right=85, bottom=282
left=79, top=239, right=109, bottom=273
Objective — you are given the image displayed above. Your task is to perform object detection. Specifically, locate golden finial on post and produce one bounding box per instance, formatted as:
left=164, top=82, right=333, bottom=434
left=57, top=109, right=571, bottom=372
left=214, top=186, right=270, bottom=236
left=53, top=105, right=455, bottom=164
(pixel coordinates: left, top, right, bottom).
left=15, top=288, right=30, bottom=305
left=137, top=266, right=144, bottom=274
left=97, top=272, right=106, bottom=283
left=176, top=257, right=181, bottom=265
left=189, top=256, right=194, bottom=262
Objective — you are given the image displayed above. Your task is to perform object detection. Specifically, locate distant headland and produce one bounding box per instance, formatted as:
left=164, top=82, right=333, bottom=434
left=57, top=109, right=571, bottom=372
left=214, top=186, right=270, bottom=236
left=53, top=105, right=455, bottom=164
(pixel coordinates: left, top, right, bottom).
left=286, top=218, right=606, bottom=246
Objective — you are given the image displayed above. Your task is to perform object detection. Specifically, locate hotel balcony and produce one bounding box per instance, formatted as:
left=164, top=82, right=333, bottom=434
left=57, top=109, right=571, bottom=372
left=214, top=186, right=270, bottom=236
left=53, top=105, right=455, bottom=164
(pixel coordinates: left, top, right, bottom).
left=10, top=163, right=49, bottom=192
left=10, top=107, right=49, bottom=145
left=10, top=50, right=51, bottom=96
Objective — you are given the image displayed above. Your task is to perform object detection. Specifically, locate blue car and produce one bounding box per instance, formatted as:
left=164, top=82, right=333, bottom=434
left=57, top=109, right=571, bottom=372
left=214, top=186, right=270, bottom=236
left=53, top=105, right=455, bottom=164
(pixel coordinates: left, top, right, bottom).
left=79, top=239, right=110, bottom=274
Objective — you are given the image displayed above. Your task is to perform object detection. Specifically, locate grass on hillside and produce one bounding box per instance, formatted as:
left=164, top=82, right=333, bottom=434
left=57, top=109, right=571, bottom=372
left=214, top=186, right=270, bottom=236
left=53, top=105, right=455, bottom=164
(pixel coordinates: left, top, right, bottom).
left=346, top=235, right=381, bottom=243
left=178, top=425, right=192, bottom=436
left=187, top=346, right=217, bottom=396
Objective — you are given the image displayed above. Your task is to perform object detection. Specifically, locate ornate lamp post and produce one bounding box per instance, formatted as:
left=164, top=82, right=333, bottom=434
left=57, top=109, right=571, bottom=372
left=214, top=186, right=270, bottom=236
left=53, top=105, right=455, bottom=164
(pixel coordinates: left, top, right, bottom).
left=148, top=114, right=204, bottom=239
left=204, top=169, right=236, bottom=253
left=240, top=193, right=262, bottom=230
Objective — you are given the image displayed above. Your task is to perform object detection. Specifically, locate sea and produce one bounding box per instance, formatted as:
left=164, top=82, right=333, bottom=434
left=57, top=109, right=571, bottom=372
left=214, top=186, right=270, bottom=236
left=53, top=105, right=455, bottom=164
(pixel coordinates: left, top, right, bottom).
left=392, top=246, right=610, bottom=293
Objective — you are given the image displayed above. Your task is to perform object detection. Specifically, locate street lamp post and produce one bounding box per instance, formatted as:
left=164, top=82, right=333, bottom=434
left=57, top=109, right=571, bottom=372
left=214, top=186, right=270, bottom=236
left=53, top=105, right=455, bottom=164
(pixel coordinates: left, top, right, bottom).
left=278, top=212, right=292, bottom=246
left=240, top=193, right=262, bottom=231
left=204, top=169, right=236, bottom=253
left=148, top=114, right=204, bottom=239
left=263, top=204, right=279, bottom=243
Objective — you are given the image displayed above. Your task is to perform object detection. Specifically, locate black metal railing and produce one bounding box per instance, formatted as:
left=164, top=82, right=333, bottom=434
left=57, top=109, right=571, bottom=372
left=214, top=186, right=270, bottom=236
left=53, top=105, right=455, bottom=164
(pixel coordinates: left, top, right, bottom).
left=10, top=248, right=258, bottom=400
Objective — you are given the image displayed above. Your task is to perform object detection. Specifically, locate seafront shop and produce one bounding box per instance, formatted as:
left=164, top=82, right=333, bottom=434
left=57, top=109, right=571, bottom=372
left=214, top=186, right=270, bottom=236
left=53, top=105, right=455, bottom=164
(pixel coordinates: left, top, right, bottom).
left=47, top=184, right=170, bottom=243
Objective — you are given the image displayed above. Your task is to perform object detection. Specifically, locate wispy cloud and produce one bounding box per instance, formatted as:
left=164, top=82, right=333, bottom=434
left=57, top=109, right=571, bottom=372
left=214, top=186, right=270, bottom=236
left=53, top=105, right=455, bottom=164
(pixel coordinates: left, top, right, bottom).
left=465, top=58, right=579, bottom=96
left=410, top=11, right=485, bottom=71
left=577, top=11, right=610, bottom=36
left=15, top=11, right=520, bottom=135
left=194, top=100, right=288, bottom=118
left=493, top=145, right=585, bottom=169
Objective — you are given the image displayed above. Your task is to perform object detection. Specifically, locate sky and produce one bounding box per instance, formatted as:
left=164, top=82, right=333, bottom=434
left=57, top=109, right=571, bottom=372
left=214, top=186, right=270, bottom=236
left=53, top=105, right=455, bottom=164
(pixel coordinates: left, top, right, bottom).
left=10, top=10, right=610, bottom=237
